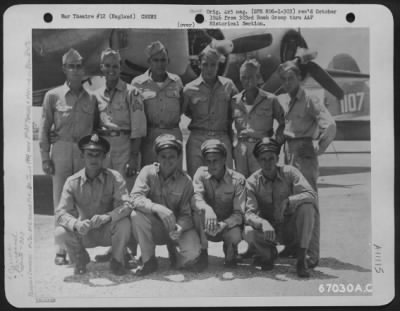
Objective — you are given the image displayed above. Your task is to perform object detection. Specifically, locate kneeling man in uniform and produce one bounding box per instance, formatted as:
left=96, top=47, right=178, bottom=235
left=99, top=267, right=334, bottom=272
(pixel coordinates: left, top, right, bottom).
left=55, top=134, right=132, bottom=275
left=192, top=139, right=245, bottom=267
left=244, top=137, right=319, bottom=277
left=130, top=134, right=204, bottom=275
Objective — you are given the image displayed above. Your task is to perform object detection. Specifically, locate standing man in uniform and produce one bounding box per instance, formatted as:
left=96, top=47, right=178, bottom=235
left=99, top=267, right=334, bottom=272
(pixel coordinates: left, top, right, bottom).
left=96, top=48, right=146, bottom=191
left=244, top=138, right=318, bottom=277
left=183, top=48, right=238, bottom=178
left=130, top=134, right=205, bottom=276
left=192, top=139, right=245, bottom=267
left=232, top=59, right=285, bottom=177
left=131, top=41, right=184, bottom=168
left=39, top=49, right=98, bottom=265
left=278, top=60, right=336, bottom=191
left=55, top=134, right=132, bottom=275
left=94, top=48, right=146, bottom=264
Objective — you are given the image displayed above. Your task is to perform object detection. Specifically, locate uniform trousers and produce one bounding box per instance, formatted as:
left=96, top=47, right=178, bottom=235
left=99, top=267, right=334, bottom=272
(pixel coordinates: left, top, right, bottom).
left=244, top=203, right=319, bottom=264
left=131, top=211, right=201, bottom=268
left=55, top=218, right=131, bottom=265
left=233, top=140, right=260, bottom=178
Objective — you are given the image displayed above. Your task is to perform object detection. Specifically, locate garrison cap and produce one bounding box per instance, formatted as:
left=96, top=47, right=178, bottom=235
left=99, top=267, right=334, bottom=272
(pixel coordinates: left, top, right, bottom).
left=145, top=41, right=167, bottom=59
left=253, top=137, right=281, bottom=158
left=101, top=48, right=121, bottom=62
left=78, top=133, right=110, bottom=153
left=154, top=134, right=182, bottom=154
left=201, top=139, right=227, bottom=157
left=240, top=58, right=261, bottom=73
left=62, top=48, right=83, bottom=65
left=199, top=47, right=224, bottom=63
left=278, top=60, right=301, bottom=76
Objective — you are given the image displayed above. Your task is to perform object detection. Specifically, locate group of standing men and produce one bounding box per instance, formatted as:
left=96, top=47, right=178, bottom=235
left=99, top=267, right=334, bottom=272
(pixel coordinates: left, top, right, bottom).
left=39, top=40, right=336, bottom=278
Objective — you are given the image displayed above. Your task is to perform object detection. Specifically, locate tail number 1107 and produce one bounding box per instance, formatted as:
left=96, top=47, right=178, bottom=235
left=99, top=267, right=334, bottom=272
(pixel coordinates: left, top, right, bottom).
left=340, top=92, right=365, bottom=113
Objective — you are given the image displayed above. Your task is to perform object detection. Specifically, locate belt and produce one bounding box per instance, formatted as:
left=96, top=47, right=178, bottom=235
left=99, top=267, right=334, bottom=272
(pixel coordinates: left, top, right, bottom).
left=191, top=129, right=227, bottom=136
left=285, top=136, right=312, bottom=141
left=238, top=136, right=260, bottom=143
left=148, top=124, right=179, bottom=130
left=98, top=129, right=131, bottom=137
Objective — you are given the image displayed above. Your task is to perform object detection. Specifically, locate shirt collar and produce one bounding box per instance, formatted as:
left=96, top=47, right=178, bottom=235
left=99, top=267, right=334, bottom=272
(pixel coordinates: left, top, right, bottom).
left=205, top=167, right=231, bottom=184
left=193, top=75, right=223, bottom=87
left=61, top=82, right=87, bottom=97
left=259, top=166, right=283, bottom=184
left=144, top=69, right=177, bottom=83
left=79, top=168, right=106, bottom=186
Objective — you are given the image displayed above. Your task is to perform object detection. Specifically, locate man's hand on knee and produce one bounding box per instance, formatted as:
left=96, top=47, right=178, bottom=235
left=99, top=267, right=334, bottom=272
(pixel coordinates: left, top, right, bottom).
left=151, top=204, right=176, bottom=232
left=74, top=219, right=92, bottom=235
left=90, top=214, right=111, bottom=229
left=261, top=221, right=276, bottom=242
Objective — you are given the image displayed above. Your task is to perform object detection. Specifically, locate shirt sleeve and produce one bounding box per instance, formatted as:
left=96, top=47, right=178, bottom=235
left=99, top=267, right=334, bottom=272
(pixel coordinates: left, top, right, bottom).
left=55, top=179, right=78, bottom=232
left=223, top=178, right=245, bottom=228
left=182, top=87, right=192, bottom=119
left=176, top=180, right=194, bottom=232
left=38, top=92, right=54, bottom=162
left=245, top=177, right=268, bottom=230
left=192, top=168, right=213, bottom=213
left=309, top=98, right=337, bottom=154
left=128, top=88, right=147, bottom=139
left=107, top=172, right=132, bottom=223
left=272, top=96, right=286, bottom=145
left=130, top=166, right=155, bottom=214
left=287, top=167, right=317, bottom=211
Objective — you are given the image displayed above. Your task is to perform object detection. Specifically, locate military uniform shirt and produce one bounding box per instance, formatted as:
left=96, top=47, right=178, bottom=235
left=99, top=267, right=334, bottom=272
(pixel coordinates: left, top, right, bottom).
left=232, top=89, right=285, bottom=143
left=246, top=165, right=317, bottom=229
left=95, top=79, right=146, bottom=138
left=131, top=164, right=194, bottom=231
left=131, top=70, right=183, bottom=129
left=193, top=167, right=245, bottom=228
left=281, top=87, right=336, bottom=154
left=39, top=83, right=98, bottom=161
left=56, top=168, right=131, bottom=232
left=183, top=76, right=238, bottom=132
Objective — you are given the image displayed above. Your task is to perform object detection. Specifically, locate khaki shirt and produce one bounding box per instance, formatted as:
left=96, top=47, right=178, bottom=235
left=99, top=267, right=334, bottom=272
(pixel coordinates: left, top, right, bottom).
left=95, top=79, right=146, bottom=138
left=39, top=83, right=98, bottom=161
left=131, top=70, right=183, bottom=129
left=131, top=164, right=194, bottom=232
left=246, top=165, right=317, bottom=229
left=56, top=168, right=131, bottom=232
left=192, top=167, right=245, bottom=228
left=232, top=89, right=285, bottom=144
left=183, top=76, right=238, bottom=132
left=281, top=87, right=336, bottom=154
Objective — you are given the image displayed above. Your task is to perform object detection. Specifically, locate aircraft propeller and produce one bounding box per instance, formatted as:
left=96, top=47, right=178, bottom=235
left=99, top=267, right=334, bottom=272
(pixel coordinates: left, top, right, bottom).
left=294, top=47, right=344, bottom=99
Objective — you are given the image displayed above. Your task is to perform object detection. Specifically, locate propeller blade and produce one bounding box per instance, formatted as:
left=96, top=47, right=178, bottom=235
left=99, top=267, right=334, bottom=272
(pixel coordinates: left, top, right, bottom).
left=305, top=61, right=344, bottom=99
left=231, top=34, right=273, bottom=53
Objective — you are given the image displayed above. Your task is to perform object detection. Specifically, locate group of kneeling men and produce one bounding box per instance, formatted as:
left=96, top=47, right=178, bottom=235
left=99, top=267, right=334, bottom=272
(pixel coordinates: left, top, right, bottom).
left=39, top=40, right=336, bottom=279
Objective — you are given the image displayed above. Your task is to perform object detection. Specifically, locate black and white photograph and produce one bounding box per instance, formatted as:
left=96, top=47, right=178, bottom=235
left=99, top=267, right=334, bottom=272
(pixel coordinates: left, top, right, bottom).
left=4, top=4, right=394, bottom=308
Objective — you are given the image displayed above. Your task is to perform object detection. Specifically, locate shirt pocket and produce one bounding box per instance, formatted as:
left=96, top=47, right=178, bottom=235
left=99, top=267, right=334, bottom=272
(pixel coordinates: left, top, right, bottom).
left=54, top=100, right=73, bottom=124
left=191, top=94, right=208, bottom=115
left=142, top=90, right=157, bottom=101
left=255, top=106, right=273, bottom=117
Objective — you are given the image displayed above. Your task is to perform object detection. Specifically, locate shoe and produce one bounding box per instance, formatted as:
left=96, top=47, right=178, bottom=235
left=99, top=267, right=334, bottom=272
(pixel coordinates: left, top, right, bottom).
left=307, top=258, right=319, bottom=269
left=224, top=258, right=237, bottom=268
left=54, top=253, right=69, bottom=265
left=296, top=258, right=310, bottom=278
left=253, top=255, right=274, bottom=271
left=125, top=255, right=142, bottom=270
left=95, top=251, right=112, bottom=263
left=190, top=249, right=208, bottom=272
left=73, top=251, right=90, bottom=275
left=110, top=258, right=127, bottom=276
left=135, top=256, right=158, bottom=276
